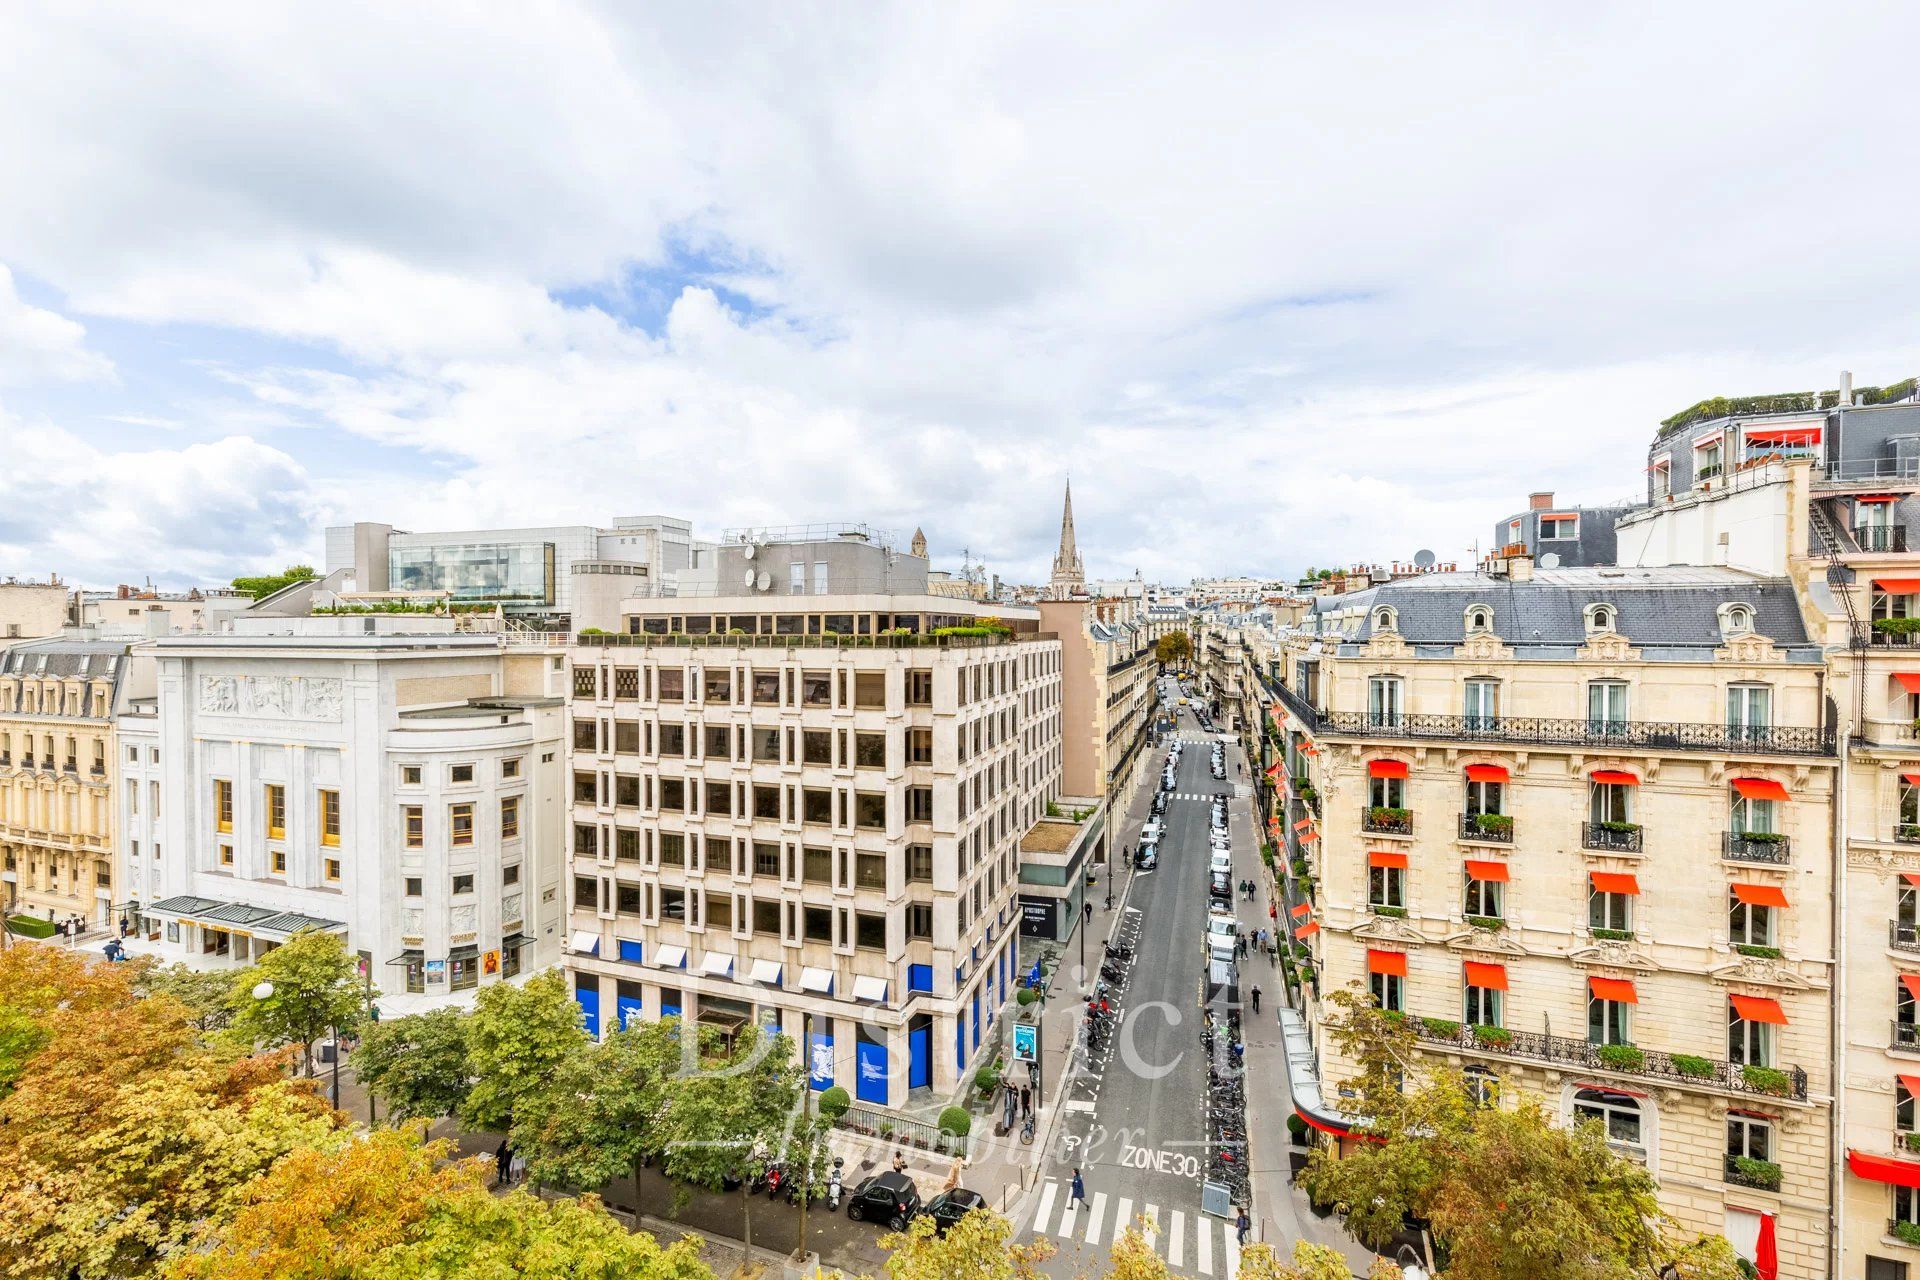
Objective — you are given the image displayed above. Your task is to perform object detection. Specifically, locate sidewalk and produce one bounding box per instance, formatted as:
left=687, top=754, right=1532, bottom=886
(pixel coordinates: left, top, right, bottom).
left=1220, top=733, right=1379, bottom=1273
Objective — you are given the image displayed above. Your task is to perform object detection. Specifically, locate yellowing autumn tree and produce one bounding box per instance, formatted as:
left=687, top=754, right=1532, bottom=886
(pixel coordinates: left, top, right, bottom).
left=880, top=1209, right=1053, bottom=1280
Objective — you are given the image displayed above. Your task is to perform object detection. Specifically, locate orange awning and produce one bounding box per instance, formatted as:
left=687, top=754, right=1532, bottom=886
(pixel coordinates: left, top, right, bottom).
left=1903, top=873, right=1920, bottom=888
left=1730, top=994, right=1788, bottom=1025
left=1367, top=949, right=1407, bottom=977
left=1590, top=871, right=1641, bottom=895
left=1857, top=494, right=1901, bottom=504
left=1465, top=764, right=1509, bottom=783
left=1899, top=1074, right=1920, bottom=1099
left=1902, top=974, right=1920, bottom=1002
left=1588, top=976, right=1638, bottom=1003
left=1293, top=818, right=1315, bottom=832
left=1589, top=769, right=1639, bottom=785
left=1369, top=759, right=1408, bottom=779
left=1294, top=921, right=1320, bottom=939
left=1463, top=859, right=1509, bottom=882
left=1463, top=961, right=1507, bottom=991
left=1876, top=578, right=1920, bottom=594
left=1731, top=882, right=1790, bottom=908
left=1290, top=902, right=1312, bottom=918
left=1731, top=777, right=1789, bottom=802
left=1896, top=674, right=1920, bottom=695
left=1300, top=829, right=1320, bottom=843
left=1903, top=771, right=1920, bottom=786
left=1848, top=1150, right=1920, bottom=1188
left=1369, top=850, right=1409, bottom=869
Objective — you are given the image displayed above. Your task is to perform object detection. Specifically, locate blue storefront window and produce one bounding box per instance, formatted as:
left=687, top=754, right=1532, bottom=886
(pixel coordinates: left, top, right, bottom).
left=856, top=1031, right=888, bottom=1106
left=971, top=991, right=981, bottom=1051
left=574, top=976, right=601, bottom=1039
left=810, top=1027, right=835, bottom=1091
left=616, top=987, right=643, bottom=1030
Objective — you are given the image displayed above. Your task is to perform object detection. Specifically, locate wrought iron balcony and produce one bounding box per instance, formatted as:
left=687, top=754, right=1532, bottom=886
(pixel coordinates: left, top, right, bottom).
left=1722, top=832, right=1791, bottom=864
left=1362, top=807, right=1413, bottom=836
left=1582, top=822, right=1644, bottom=852
left=1278, top=704, right=1831, bottom=759
left=1406, top=1019, right=1809, bottom=1101
left=1854, top=526, right=1911, bottom=553
left=1898, top=824, right=1920, bottom=845
left=1460, top=813, right=1514, bottom=844
left=1891, top=921, right=1920, bottom=956
left=1897, top=1020, right=1920, bottom=1053
left=1723, top=1154, right=1783, bottom=1191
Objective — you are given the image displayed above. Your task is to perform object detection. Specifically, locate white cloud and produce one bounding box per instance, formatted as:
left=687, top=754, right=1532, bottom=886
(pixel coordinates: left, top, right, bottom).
left=1, top=4, right=1919, bottom=582
left=0, top=265, right=111, bottom=385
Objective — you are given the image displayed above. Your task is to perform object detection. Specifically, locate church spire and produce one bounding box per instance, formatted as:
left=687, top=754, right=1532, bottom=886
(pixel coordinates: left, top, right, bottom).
left=1049, top=479, right=1085, bottom=599
left=910, top=526, right=928, bottom=558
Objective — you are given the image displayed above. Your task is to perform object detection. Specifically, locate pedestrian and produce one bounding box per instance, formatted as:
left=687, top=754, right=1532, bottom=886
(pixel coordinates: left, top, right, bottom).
left=1070, top=1168, right=1088, bottom=1206
left=1020, top=1084, right=1033, bottom=1118
left=892, top=1151, right=908, bottom=1173
left=509, top=1150, right=526, bottom=1185
left=495, top=1138, right=511, bottom=1188
left=1236, top=1205, right=1251, bottom=1245
left=1084, top=900, right=1093, bottom=924
left=1251, top=985, right=1261, bottom=1014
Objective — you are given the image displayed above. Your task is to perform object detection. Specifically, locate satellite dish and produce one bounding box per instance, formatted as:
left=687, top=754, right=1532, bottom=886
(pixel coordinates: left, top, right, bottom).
left=1412, top=549, right=1436, bottom=569
left=743, top=568, right=757, bottom=588
left=1538, top=552, right=1562, bottom=569
left=756, top=571, right=771, bottom=591
left=743, top=544, right=756, bottom=560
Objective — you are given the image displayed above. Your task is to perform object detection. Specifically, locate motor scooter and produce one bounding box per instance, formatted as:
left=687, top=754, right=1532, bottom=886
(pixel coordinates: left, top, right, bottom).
left=827, top=1157, right=845, bottom=1212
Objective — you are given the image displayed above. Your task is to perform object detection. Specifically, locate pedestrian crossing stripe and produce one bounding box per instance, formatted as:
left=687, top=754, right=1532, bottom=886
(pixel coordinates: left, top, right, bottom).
left=1026, top=1179, right=1252, bottom=1277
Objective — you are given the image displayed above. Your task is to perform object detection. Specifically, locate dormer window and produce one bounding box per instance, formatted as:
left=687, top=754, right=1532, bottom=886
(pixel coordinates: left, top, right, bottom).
left=1719, top=603, right=1755, bottom=636
left=1371, top=606, right=1398, bottom=633
left=1465, top=606, right=1494, bottom=634
left=1585, top=604, right=1616, bottom=633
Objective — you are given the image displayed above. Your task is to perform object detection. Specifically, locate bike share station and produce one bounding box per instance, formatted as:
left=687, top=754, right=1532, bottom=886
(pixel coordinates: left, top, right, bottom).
left=1201, top=926, right=1247, bottom=1220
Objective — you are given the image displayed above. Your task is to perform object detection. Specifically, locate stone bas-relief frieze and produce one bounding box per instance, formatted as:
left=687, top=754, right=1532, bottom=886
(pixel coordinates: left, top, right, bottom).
left=198, top=675, right=346, bottom=722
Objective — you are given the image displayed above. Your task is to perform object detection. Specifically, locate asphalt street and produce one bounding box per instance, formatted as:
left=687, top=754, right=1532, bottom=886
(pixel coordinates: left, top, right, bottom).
left=1021, top=680, right=1251, bottom=1279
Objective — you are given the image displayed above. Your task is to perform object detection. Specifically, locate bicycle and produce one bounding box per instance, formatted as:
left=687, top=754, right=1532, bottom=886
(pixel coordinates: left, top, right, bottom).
left=1020, top=1111, right=1036, bottom=1145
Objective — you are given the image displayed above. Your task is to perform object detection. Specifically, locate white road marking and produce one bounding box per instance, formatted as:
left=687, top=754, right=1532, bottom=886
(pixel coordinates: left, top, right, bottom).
left=1169, top=1210, right=1185, bottom=1267
left=1197, top=1215, right=1214, bottom=1274
left=1113, top=1196, right=1134, bottom=1241
left=1084, top=1191, right=1107, bottom=1244
left=1032, top=1179, right=1057, bottom=1235
left=1057, top=1191, right=1080, bottom=1238
left=1066, top=1099, right=1096, bottom=1112
left=1143, top=1203, right=1160, bottom=1248
left=1224, top=1225, right=1241, bottom=1276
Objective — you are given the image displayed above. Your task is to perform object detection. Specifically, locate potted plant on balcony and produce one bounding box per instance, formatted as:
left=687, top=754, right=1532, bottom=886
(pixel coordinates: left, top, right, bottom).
left=1590, top=927, right=1634, bottom=942
left=1895, top=1221, right=1920, bottom=1247
left=1472, top=813, right=1514, bottom=837
left=1733, top=943, right=1783, bottom=959
left=1729, top=1156, right=1783, bottom=1191
left=1420, top=1016, right=1460, bottom=1039
left=1598, top=820, right=1641, bottom=835
left=1371, top=905, right=1407, bottom=919
left=1466, top=915, right=1505, bottom=932
left=1469, top=1024, right=1512, bottom=1048
left=1596, top=1042, right=1646, bottom=1072
left=1904, top=1131, right=1920, bottom=1154
left=1741, top=1064, right=1792, bottom=1097
left=1670, top=1054, right=1715, bottom=1081
left=1367, top=806, right=1411, bottom=829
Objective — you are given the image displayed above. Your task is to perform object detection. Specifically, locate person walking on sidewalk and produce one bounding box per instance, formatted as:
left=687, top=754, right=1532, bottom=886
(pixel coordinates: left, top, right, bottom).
left=1236, top=1205, right=1251, bottom=1245
left=1070, top=1169, right=1088, bottom=1207
left=1020, top=1084, right=1032, bottom=1119
left=1251, top=985, right=1261, bottom=1014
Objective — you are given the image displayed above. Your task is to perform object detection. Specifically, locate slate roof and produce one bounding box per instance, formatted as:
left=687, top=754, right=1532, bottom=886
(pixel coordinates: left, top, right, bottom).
left=1307, top=566, right=1812, bottom=649
left=0, top=636, right=133, bottom=680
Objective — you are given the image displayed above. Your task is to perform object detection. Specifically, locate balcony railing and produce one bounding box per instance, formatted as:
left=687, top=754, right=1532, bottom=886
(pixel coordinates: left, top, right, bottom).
left=1854, top=526, right=1911, bottom=553
left=1723, top=831, right=1791, bottom=864
left=1869, top=629, right=1920, bottom=648
left=1892, top=921, right=1920, bottom=955
left=1407, top=1019, right=1809, bottom=1101
left=1897, top=824, right=1920, bottom=845
left=1274, top=703, right=1833, bottom=759
left=1723, top=1154, right=1783, bottom=1191
left=1459, top=814, right=1514, bottom=844
left=1362, top=808, right=1413, bottom=837
left=1582, top=822, right=1644, bottom=852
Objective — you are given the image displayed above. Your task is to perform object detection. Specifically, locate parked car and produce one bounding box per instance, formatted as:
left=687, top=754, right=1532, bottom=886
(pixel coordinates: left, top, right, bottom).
left=1140, top=820, right=1164, bottom=845
left=1136, top=842, right=1158, bottom=870
left=924, top=1188, right=987, bottom=1236
left=846, top=1171, right=920, bottom=1230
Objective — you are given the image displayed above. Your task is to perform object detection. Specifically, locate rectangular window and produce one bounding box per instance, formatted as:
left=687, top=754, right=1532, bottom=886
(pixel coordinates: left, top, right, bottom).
left=705, top=781, right=733, bottom=817
left=614, top=721, right=640, bottom=754
left=752, top=784, right=782, bottom=820
left=401, top=765, right=422, bottom=785
left=855, top=792, right=887, bottom=830
left=660, top=832, right=685, bottom=866
left=855, top=911, right=886, bottom=950
left=706, top=893, right=733, bottom=929
left=501, top=795, right=521, bottom=839
left=214, top=779, right=233, bottom=833
left=754, top=841, right=781, bottom=876
left=855, top=732, right=887, bottom=769
left=1367, top=676, right=1403, bottom=728
left=908, top=727, right=933, bottom=765
left=502, top=757, right=521, bottom=779
left=404, top=876, right=422, bottom=897
left=573, top=666, right=599, bottom=698
left=658, top=723, right=685, bottom=757
left=803, top=846, right=833, bottom=884
left=1727, top=1004, right=1772, bottom=1067
left=1589, top=888, right=1632, bottom=933
left=218, top=843, right=234, bottom=867
left=803, top=905, right=833, bottom=942
left=1463, top=876, right=1503, bottom=919
left=615, top=829, right=639, bottom=861
left=802, top=730, right=833, bottom=766
left=1727, top=894, right=1774, bottom=947
left=908, top=903, right=933, bottom=939
left=450, top=763, right=474, bottom=784
left=1731, top=792, right=1777, bottom=836
left=270, top=849, right=287, bottom=875
left=658, top=778, right=684, bottom=811
left=907, top=670, right=934, bottom=706
left=813, top=562, right=828, bottom=594
left=802, top=788, right=833, bottom=825
left=1464, top=984, right=1502, bottom=1028
left=855, top=672, right=885, bottom=709
left=752, top=670, right=781, bottom=704
left=318, top=789, right=341, bottom=847
left=1538, top=515, right=1578, bottom=539
left=1367, top=865, right=1405, bottom=909
left=575, top=823, right=599, bottom=857
left=907, top=786, right=933, bottom=823
left=703, top=669, right=731, bottom=703
left=704, top=725, right=731, bottom=760
left=1464, top=779, right=1504, bottom=818
left=1726, top=1115, right=1771, bottom=1165
left=615, top=775, right=640, bottom=807
left=503, top=863, right=521, bottom=885
left=751, top=727, right=781, bottom=763
left=265, top=784, right=286, bottom=839
left=1463, top=679, right=1498, bottom=729
left=404, top=805, right=424, bottom=848
left=790, top=562, right=807, bottom=595
left=1589, top=782, right=1631, bottom=825
left=753, top=898, right=781, bottom=936
left=1368, top=971, right=1404, bottom=1012
left=657, top=668, right=685, bottom=701
left=1587, top=997, right=1631, bottom=1045
left=450, top=803, right=474, bottom=846
left=574, top=771, right=598, bottom=803
left=855, top=851, right=887, bottom=890
left=801, top=671, right=832, bottom=707
left=1587, top=681, right=1629, bottom=730
left=1368, top=776, right=1405, bottom=809
left=572, top=875, right=596, bottom=909
left=323, top=857, right=341, bottom=883
left=1727, top=684, right=1772, bottom=737
left=906, top=844, right=934, bottom=882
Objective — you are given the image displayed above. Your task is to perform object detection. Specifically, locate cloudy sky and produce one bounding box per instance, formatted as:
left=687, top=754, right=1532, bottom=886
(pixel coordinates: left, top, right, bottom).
left=3, top=3, right=1918, bottom=591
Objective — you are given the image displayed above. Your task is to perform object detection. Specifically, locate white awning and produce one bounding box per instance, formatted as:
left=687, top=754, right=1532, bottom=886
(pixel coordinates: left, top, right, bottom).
left=699, top=952, right=735, bottom=979
left=655, top=944, right=687, bottom=969
left=568, top=929, right=601, bottom=956
left=799, top=966, right=834, bottom=994
left=852, top=974, right=889, bottom=1003
left=749, top=959, right=782, bottom=986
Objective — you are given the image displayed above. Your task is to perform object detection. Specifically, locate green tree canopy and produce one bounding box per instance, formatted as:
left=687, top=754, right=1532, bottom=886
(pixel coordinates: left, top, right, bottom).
left=1154, top=631, right=1193, bottom=665
left=513, top=1018, right=678, bottom=1210
left=231, top=565, right=319, bottom=600
left=226, top=930, right=368, bottom=1074
left=355, top=1007, right=473, bottom=1124
left=461, top=969, right=586, bottom=1134
left=656, top=1024, right=800, bottom=1259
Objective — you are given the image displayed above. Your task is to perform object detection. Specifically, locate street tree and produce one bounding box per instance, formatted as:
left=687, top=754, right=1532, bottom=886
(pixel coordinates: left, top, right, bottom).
left=169, top=1127, right=714, bottom=1280
left=134, top=958, right=242, bottom=1034
left=226, top=930, right=367, bottom=1074
left=1300, top=986, right=1747, bottom=1280
left=1102, top=1222, right=1171, bottom=1280
left=1233, top=1241, right=1402, bottom=1280
left=657, top=1023, right=799, bottom=1261
left=461, top=968, right=587, bottom=1135
left=355, top=1007, right=473, bottom=1126
left=0, top=944, right=140, bottom=1094
left=1155, top=630, right=1192, bottom=667
left=879, top=1207, right=1053, bottom=1280
left=512, top=1017, right=678, bottom=1212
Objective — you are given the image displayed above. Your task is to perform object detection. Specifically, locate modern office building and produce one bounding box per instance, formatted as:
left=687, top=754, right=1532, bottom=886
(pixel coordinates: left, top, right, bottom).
left=120, top=616, right=565, bottom=1010
left=562, top=523, right=1065, bottom=1109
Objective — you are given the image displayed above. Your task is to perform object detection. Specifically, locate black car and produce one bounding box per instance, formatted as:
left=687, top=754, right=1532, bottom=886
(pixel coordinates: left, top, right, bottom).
left=924, top=1187, right=986, bottom=1236
left=846, top=1170, right=921, bottom=1230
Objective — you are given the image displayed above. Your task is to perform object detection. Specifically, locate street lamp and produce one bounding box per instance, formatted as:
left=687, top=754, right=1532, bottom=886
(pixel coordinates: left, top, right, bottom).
left=252, top=979, right=342, bottom=1110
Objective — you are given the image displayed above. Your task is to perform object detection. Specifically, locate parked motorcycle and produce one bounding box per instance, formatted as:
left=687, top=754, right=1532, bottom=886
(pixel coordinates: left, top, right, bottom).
left=826, top=1157, right=845, bottom=1212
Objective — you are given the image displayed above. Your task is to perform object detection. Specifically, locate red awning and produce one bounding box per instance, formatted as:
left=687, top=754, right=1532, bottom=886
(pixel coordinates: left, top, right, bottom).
left=1730, top=994, right=1788, bottom=1025
left=1903, top=974, right=1920, bottom=1002
left=1731, top=882, right=1790, bottom=908
left=1589, top=769, right=1639, bottom=785
left=1290, top=902, right=1313, bottom=918
left=1294, top=921, right=1320, bottom=939
left=1590, top=871, right=1641, bottom=895
left=1588, top=976, right=1638, bottom=1003
left=1857, top=494, right=1901, bottom=504
left=1369, top=850, right=1409, bottom=869
left=1849, top=1150, right=1920, bottom=1188
left=1293, top=818, right=1315, bottom=832
left=1264, top=762, right=1284, bottom=777
left=1694, top=431, right=1724, bottom=449
left=1903, top=771, right=1920, bottom=786
left=1367, top=949, right=1407, bottom=977
left=1369, top=759, right=1408, bottom=779
left=1899, top=1074, right=1920, bottom=1099
left=1743, top=426, right=1821, bottom=446
left=1896, top=674, right=1920, bottom=695
left=1904, top=873, right=1920, bottom=889
left=1465, top=763, right=1509, bottom=783
left=1463, top=961, right=1508, bottom=991
left=1731, top=777, right=1789, bottom=802
left=1463, top=859, right=1509, bottom=882
left=1876, top=578, right=1920, bottom=594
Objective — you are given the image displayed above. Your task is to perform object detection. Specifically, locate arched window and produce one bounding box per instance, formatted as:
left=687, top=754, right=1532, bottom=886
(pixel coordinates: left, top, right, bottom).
left=1573, top=1086, right=1644, bottom=1152
left=1465, top=605, right=1493, bottom=633
left=1585, top=603, right=1616, bottom=632
left=1372, top=606, right=1398, bottom=632
left=1719, top=602, right=1755, bottom=636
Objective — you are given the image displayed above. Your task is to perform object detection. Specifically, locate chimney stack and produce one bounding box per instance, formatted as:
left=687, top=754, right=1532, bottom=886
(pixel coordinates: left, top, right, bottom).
left=1528, top=492, right=1554, bottom=511
left=1839, top=370, right=1854, bottom=408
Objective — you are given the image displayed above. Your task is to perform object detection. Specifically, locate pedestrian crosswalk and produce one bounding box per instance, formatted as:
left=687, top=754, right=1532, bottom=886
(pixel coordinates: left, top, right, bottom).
left=1026, top=1178, right=1247, bottom=1277
left=1171, top=791, right=1226, bottom=801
